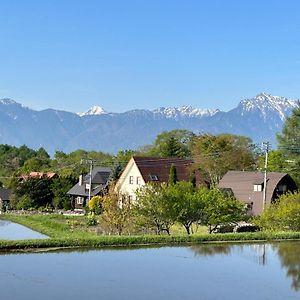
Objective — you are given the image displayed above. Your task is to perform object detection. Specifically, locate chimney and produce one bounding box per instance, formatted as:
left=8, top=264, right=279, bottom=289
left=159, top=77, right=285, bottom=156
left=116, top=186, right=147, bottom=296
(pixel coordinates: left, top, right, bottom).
left=79, top=175, right=83, bottom=186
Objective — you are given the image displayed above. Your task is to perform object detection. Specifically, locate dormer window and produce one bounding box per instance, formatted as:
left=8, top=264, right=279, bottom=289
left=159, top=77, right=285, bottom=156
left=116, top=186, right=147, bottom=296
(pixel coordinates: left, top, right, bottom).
left=149, top=174, right=159, bottom=181
left=253, top=184, right=263, bottom=192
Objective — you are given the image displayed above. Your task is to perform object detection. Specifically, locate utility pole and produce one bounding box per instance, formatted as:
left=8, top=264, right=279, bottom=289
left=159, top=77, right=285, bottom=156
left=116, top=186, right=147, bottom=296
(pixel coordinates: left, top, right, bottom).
left=81, top=159, right=93, bottom=205
left=262, top=142, right=270, bottom=211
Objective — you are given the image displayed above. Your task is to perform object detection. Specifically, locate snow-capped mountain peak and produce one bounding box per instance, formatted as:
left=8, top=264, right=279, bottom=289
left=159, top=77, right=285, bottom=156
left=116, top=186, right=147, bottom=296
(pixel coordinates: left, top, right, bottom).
left=78, top=105, right=107, bottom=117
left=0, top=98, right=18, bottom=105
left=238, top=92, right=298, bottom=121
left=153, top=105, right=220, bottom=118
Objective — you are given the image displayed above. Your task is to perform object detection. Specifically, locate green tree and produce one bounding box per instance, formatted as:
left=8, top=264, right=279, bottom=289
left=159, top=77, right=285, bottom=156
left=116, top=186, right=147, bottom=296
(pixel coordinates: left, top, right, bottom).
left=189, top=170, right=196, bottom=188
left=135, top=183, right=174, bottom=234
left=167, top=182, right=206, bottom=234
left=149, top=129, right=195, bottom=158
left=202, top=188, right=244, bottom=233
left=277, top=103, right=300, bottom=186
left=168, top=164, right=178, bottom=185
left=255, top=192, right=300, bottom=231
left=192, top=134, right=257, bottom=186
left=21, top=157, right=51, bottom=173
left=100, top=191, right=131, bottom=235
left=0, top=144, right=37, bottom=185
left=36, top=147, right=50, bottom=159
left=52, top=175, right=76, bottom=210
left=258, top=150, right=287, bottom=172
left=12, top=176, right=54, bottom=209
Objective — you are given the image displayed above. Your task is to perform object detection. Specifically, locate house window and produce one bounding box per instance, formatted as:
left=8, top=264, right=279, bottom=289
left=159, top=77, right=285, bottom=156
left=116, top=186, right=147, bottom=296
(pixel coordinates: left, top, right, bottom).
left=128, top=195, right=134, bottom=202
left=149, top=174, right=159, bottom=181
left=254, top=184, right=263, bottom=192
left=129, top=176, right=134, bottom=184
left=244, top=202, right=253, bottom=213
left=136, top=176, right=141, bottom=185
left=278, top=185, right=287, bottom=192
left=76, top=196, right=84, bottom=205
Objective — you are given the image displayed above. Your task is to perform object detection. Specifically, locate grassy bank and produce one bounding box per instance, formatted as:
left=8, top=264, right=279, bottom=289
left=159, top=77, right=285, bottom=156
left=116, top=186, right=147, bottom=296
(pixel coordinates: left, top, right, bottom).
left=1, top=214, right=300, bottom=252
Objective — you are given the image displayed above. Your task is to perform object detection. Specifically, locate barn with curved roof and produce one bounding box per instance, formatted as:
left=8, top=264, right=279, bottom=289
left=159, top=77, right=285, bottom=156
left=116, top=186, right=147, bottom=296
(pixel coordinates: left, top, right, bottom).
left=218, top=171, right=297, bottom=215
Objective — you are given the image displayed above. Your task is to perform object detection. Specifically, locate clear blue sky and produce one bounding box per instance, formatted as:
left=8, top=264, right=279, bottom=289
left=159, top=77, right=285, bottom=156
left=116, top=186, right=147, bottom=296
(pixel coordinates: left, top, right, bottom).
left=0, top=0, right=300, bottom=113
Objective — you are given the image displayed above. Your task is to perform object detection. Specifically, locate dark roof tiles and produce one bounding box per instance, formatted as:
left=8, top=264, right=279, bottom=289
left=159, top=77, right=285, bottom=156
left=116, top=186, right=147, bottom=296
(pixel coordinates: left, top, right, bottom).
left=133, top=156, right=193, bottom=183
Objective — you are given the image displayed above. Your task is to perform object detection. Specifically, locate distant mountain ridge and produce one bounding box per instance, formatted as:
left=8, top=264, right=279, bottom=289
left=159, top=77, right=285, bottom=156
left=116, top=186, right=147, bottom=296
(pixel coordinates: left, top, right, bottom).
left=0, top=93, right=297, bottom=154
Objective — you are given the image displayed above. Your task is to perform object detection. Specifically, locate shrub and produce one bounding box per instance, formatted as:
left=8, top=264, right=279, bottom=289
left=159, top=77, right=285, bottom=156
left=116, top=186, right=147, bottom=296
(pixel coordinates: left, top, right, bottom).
left=16, top=195, right=34, bottom=210
left=86, top=212, right=97, bottom=226
left=88, top=196, right=103, bottom=215
left=255, top=192, right=300, bottom=231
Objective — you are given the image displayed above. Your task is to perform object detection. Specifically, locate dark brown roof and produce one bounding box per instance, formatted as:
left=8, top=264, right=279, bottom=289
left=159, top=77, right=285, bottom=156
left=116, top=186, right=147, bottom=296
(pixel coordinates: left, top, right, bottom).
left=133, top=156, right=194, bottom=183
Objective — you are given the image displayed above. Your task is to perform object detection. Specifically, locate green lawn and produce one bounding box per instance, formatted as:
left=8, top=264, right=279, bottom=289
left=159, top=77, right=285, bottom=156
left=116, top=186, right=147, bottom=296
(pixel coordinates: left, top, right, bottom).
left=1, top=214, right=300, bottom=252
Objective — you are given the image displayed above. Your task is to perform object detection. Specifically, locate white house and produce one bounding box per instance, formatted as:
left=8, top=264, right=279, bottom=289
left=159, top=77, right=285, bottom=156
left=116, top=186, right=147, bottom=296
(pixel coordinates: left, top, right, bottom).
left=115, top=156, right=203, bottom=201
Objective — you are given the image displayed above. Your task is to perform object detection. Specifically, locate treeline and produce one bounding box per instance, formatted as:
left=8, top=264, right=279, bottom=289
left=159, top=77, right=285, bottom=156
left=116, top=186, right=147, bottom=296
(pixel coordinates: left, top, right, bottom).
left=0, top=129, right=260, bottom=188
left=2, top=99, right=300, bottom=212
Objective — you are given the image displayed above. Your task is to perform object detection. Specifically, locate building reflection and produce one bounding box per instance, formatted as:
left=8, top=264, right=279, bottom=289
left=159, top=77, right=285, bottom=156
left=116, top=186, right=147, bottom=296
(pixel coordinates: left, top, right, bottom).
left=189, top=241, right=300, bottom=292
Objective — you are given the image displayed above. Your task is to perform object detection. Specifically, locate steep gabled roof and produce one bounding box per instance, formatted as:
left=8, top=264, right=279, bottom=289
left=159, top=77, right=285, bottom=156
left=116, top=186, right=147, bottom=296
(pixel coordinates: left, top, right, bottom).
left=67, top=167, right=112, bottom=197
left=133, top=156, right=193, bottom=183
left=85, top=167, right=111, bottom=184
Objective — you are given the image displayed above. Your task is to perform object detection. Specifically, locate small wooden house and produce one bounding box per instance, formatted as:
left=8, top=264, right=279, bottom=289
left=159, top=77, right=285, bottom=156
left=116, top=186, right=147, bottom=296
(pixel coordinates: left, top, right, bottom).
left=67, top=167, right=111, bottom=209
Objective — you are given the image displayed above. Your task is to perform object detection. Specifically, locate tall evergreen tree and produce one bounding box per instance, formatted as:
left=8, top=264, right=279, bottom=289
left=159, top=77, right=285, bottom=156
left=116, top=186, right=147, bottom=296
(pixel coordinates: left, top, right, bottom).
left=168, top=164, right=178, bottom=185
left=277, top=103, right=300, bottom=186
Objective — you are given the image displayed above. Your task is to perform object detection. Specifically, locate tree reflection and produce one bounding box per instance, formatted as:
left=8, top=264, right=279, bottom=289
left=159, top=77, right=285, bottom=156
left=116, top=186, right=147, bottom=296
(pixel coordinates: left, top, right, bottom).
left=276, top=242, right=300, bottom=291
left=190, top=244, right=231, bottom=257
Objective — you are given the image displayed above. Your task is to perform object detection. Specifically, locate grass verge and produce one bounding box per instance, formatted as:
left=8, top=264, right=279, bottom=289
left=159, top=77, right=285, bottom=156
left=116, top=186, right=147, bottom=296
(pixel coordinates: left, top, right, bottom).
left=1, top=214, right=300, bottom=252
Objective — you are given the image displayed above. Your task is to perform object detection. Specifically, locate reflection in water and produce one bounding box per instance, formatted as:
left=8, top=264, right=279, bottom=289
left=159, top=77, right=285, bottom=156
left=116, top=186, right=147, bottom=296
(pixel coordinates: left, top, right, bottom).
left=190, top=244, right=231, bottom=256
left=190, top=242, right=300, bottom=293
left=0, top=244, right=299, bottom=300
left=275, top=242, right=300, bottom=291
left=190, top=243, right=270, bottom=265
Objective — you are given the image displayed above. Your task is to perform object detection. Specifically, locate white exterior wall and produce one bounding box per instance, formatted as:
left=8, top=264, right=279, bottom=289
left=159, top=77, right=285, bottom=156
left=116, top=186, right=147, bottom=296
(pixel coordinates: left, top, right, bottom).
left=117, top=162, right=145, bottom=201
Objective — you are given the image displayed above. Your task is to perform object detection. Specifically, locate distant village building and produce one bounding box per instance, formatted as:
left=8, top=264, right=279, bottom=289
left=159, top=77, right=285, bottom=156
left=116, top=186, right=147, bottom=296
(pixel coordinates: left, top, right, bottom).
left=20, top=172, right=57, bottom=181
left=218, top=171, right=297, bottom=215
left=67, top=167, right=112, bottom=209
left=115, top=156, right=206, bottom=201
left=0, top=188, right=11, bottom=211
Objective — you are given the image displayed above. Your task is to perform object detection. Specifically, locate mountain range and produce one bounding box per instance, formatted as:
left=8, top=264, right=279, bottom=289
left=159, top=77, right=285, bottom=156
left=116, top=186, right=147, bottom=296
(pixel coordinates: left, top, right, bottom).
left=0, top=92, right=297, bottom=154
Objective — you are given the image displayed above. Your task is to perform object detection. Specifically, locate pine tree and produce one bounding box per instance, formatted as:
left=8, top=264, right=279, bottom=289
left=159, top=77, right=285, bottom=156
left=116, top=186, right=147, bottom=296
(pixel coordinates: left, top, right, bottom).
left=168, top=164, right=178, bottom=185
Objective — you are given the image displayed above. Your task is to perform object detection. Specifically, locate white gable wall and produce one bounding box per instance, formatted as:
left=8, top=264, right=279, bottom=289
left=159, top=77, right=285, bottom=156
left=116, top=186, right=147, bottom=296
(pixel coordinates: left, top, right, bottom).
left=116, top=161, right=145, bottom=201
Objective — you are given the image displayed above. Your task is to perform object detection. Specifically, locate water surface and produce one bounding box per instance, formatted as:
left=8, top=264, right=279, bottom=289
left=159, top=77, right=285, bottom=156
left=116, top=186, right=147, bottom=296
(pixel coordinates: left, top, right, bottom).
left=0, top=242, right=299, bottom=300
left=0, top=220, right=48, bottom=240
